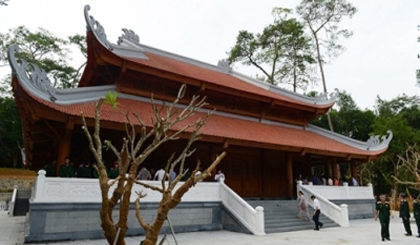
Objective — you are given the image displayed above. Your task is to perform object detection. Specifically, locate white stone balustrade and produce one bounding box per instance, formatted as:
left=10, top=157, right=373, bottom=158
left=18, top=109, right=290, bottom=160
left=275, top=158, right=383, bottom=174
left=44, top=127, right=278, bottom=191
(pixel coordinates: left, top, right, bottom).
left=32, top=170, right=265, bottom=236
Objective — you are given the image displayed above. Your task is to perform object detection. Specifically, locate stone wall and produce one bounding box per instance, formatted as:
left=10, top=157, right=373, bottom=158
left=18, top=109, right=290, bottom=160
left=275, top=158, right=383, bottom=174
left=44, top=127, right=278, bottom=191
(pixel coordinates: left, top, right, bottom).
left=331, top=199, right=375, bottom=219
left=0, top=177, right=35, bottom=192
left=25, top=201, right=250, bottom=243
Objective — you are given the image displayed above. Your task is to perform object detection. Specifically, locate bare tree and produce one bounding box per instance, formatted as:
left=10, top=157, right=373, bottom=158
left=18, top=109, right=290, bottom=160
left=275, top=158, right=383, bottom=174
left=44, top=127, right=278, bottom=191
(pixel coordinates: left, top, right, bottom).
left=392, top=144, right=420, bottom=191
left=81, top=84, right=226, bottom=245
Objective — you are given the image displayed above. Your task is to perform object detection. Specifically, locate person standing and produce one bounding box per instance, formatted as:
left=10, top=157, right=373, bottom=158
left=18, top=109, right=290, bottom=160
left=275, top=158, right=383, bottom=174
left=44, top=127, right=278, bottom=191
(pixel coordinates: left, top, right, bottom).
left=413, top=194, right=420, bottom=238
left=154, top=168, right=166, bottom=181
left=375, top=194, right=392, bottom=241
left=297, top=191, right=310, bottom=222
left=137, top=167, right=152, bottom=180
left=399, top=193, right=412, bottom=236
left=311, top=195, right=323, bottom=230
left=59, top=157, right=74, bottom=177
left=215, top=170, right=226, bottom=182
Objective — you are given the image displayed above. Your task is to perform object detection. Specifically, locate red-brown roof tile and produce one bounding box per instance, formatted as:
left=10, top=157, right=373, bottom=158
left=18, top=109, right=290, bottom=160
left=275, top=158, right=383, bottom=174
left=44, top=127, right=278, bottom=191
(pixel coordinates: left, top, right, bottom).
left=34, top=96, right=382, bottom=157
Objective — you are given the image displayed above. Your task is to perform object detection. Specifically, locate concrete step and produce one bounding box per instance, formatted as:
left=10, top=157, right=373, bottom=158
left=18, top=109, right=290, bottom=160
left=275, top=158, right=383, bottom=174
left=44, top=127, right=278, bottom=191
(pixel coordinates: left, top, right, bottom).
left=246, top=200, right=339, bottom=233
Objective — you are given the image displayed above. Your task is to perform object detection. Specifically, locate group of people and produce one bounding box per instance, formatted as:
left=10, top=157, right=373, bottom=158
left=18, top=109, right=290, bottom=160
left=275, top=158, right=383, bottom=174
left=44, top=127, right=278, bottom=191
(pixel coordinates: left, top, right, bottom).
left=297, top=174, right=358, bottom=186
left=43, top=158, right=226, bottom=183
left=375, top=193, right=420, bottom=242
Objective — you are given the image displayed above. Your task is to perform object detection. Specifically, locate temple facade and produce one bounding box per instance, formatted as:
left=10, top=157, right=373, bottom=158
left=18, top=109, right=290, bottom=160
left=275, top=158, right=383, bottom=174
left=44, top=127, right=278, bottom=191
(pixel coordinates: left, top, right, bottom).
left=8, top=5, right=392, bottom=199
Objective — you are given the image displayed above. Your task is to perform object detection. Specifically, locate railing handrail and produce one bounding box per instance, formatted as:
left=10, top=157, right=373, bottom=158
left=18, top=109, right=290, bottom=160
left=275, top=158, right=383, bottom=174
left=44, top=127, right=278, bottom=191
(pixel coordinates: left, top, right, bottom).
left=8, top=185, right=18, bottom=216
left=219, top=181, right=265, bottom=236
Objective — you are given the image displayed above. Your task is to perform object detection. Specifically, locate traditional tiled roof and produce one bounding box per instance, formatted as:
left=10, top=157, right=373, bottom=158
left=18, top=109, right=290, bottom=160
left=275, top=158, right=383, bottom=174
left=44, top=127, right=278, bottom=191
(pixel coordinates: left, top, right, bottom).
left=29, top=93, right=389, bottom=157
left=83, top=5, right=338, bottom=110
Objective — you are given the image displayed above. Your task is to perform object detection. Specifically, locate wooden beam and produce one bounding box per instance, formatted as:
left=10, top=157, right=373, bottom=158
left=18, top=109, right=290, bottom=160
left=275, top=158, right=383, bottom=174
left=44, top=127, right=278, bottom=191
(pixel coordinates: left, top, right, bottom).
left=300, top=148, right=307, bottom=156
left=43, top=119, right=62, bottom=141
left=346, top=154, right=352, bottom=161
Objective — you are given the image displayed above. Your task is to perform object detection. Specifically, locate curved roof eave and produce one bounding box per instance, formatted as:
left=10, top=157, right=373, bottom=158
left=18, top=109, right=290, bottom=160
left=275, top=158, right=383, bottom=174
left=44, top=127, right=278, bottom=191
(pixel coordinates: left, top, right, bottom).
left=83, top=5, right=338, bottom=110
left=8, top=43, right=393, bottom=157
left=307, top=124, right=393, bottom=152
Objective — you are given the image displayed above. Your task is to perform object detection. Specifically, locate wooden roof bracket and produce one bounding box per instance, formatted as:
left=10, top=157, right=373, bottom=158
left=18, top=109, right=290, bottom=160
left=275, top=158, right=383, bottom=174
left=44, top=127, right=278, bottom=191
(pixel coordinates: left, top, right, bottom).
left=301, top=148, right=307, bottom=156
left=43, top=119, right=63, bottom=141
left=199, top=82, right=206, bottom=92
left=346, top=154, right=352, bottom=161
left=223, top=138, right=229, bottom=149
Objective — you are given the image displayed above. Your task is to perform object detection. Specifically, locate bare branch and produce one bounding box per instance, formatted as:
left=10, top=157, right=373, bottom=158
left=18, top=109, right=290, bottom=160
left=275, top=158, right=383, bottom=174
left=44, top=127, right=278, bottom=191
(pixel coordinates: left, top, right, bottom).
left=135, top=191, right=150, bottom=231
left=108, top=176, right=122, bottom=188
left=134, top=180, right=164, bottom=193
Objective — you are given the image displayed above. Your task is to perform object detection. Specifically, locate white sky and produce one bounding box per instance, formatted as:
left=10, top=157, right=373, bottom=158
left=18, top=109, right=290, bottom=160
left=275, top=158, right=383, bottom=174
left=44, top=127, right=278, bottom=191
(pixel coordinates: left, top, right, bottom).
left=1, top=0, right=419, bottom=110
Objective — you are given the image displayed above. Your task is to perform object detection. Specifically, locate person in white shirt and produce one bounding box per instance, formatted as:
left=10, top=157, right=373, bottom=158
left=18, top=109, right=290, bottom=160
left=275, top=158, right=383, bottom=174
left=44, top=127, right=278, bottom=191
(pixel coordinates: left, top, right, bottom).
left=153, top=168, right=166, bottom=181
left=311, top=195, right=323, bottom=230
left=214, top=170, right=225, bottom=182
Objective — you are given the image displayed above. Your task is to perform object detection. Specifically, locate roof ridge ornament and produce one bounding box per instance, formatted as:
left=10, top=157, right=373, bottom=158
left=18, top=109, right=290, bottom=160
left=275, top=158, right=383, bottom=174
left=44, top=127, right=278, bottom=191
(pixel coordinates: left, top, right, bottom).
left=314, top=88, right=339, bottom=104
left=118, top=28, right=140, bottom=46
left=217, top=59, right=231, bottom=73
left=366, top=130, right=393, bottom=151
left=8, top=44, right=57, bottom=102
left=84, top=5, right=113, bottom=50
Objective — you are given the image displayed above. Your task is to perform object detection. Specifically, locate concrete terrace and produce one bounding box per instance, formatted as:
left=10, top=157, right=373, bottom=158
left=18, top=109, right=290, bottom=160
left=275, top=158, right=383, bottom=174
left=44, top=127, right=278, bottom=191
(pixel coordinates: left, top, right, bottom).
left=2, top=211, right=420, bottom=245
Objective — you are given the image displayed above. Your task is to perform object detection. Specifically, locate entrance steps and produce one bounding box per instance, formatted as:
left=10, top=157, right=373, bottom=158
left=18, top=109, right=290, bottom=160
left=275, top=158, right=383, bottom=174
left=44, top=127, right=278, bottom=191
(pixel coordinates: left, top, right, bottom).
left=13, top=190, right=31, bottom=216
left=246, top=200, right=339, bottom=233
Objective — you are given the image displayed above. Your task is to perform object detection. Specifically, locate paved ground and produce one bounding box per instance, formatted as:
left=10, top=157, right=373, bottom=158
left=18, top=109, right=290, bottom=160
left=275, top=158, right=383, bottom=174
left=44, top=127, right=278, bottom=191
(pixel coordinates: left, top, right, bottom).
left=2, top=211, right=420, bottom=245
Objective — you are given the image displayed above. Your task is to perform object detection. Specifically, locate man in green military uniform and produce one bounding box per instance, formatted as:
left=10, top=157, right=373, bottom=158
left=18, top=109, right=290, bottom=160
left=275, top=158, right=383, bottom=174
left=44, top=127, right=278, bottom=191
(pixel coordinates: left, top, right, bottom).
left=59, top=157, right=75, bottom=178
left=399, top=193, right=412, bottom=236
left=414, top=194, right=420, bottom=238
left=375, top=194, right=392, bottom=241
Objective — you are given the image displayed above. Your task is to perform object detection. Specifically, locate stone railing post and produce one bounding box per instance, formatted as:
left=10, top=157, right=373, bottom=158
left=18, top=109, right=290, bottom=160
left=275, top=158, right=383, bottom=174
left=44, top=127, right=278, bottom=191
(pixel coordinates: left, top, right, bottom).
left=33, top=170, right=47, bottom=202
left=256, top=206, right=265, bottom=235
left=367, top=183, right=373, bottom=197
left=340, top=204, right=350, bottom=227
left=296, top=180, right=302, bottom=197
left=343, top=182, right=349, bottom=198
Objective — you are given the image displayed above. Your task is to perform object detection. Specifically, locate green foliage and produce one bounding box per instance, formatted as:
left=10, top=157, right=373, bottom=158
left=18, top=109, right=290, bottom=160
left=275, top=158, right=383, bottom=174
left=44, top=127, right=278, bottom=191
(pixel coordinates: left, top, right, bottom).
left=227, top=8, right=316, bottom=91
left=371, top=95, right=420, bottom=194
left=296, top=0, right=357, bottom=62
left=0, top=97, right=22, bottom=167
left=311, top=90, right=374, bottom=141
left=0, top=26, right=86, bottom=92
left=105, top=91, right=120, bottom=110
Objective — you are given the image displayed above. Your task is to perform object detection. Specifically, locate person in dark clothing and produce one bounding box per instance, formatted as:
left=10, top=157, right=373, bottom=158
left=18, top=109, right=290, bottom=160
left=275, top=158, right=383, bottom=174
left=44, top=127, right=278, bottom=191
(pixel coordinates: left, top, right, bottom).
left=399, top=193, right=412, bottom=236
left=108, top=161, right=119, bottom=179
left=414, top=194, right=420, bottom=238
left=375, top=194, right=392, bottom=241
left=59, top=157, right=74, bottom=177
left=311, top=195, right=323, bottom=231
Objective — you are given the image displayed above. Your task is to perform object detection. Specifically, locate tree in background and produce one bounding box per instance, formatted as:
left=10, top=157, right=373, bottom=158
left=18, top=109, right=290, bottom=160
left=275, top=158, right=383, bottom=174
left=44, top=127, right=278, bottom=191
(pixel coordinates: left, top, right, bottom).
left=370, top=95, right=420, bottom=195
left=228, top=8, right=316, bottom=91
left=311, top=90, right=374, bottom=141
left=81, top=86, right=226, bottom=245
left=0, top=26, right=86, bottom=94
left=0, top=26, right=86, bottom=168
left=297, top=0, right=357, bottom=131
left=0, top=0, right=8, bottom=6
left=0, top=97, right=22, bottom=168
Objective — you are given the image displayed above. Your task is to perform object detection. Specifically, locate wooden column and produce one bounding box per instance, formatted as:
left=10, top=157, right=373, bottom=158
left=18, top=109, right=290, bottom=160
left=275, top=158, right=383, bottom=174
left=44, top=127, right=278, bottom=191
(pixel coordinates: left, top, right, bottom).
left=331, top=158, right=339, bottom=179
left=350, top=159, right=358, bottom=181
left=56, top=118, right=74, bottom=176
left=305, top=155, right=312, bottom=178
left=324, top=160, right=330, bottom=177
left=286, top=154, right=293, bottom=199
left=56, top=132, right=71, bottom=176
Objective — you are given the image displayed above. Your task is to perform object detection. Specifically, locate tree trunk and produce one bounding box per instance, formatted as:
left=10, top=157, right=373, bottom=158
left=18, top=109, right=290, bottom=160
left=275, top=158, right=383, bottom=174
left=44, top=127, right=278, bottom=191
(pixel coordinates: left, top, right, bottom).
left=313, top=32, right=334, bottom=132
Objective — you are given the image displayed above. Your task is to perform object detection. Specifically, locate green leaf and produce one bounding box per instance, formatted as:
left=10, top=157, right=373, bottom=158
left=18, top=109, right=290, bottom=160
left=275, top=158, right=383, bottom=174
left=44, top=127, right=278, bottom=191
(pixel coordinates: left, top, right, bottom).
left=104, top=91, right=120, bottom=110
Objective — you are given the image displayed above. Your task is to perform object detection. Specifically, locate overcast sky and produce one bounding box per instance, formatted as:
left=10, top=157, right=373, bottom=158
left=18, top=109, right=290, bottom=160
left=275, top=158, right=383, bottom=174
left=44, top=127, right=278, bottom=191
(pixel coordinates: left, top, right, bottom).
left=1, top=0, right=419, bottom=110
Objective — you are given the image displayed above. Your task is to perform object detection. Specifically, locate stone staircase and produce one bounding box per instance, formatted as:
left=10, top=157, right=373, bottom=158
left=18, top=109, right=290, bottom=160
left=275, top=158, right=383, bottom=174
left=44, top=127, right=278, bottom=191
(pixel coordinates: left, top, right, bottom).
left=13, top=190, right=31, bottom=216
left=246, top=200, right=339, bottom=233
